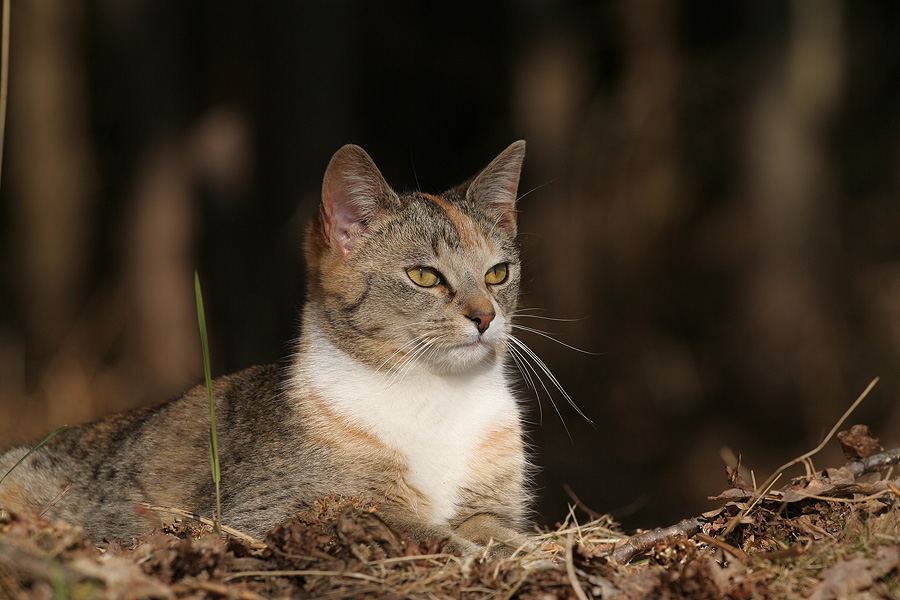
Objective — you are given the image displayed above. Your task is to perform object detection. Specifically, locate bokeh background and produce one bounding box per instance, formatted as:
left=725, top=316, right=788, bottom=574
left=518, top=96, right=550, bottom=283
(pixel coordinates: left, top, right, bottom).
left=2, top=1, right=900, bottom=531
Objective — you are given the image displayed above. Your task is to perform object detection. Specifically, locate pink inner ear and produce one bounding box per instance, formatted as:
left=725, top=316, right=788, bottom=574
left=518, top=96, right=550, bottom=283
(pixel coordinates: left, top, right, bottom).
left=322, top=185, right=365, bottom=256
left=320, top=144, right=394, bottom=257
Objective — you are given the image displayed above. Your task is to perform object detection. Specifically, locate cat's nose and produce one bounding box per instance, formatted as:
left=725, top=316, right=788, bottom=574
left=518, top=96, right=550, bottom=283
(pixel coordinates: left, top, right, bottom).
left=468, top=312, right=495, bottom=334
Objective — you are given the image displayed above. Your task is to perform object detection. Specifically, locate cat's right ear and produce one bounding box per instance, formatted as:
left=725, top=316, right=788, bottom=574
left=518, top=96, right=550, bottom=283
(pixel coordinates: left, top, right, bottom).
left=466, top=140, right=526, bottom=235
left=321, top=145, right=398, bottom=256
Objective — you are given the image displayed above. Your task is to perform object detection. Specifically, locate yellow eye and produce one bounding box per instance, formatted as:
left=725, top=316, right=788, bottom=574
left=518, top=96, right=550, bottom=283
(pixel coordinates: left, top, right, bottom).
left=407, top=266, right=442, bottom=287
left=485, top=263, right=508, bottom=285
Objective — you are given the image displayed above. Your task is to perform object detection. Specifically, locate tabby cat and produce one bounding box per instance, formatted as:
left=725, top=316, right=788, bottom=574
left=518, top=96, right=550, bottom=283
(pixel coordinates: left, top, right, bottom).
left=0, top=141, right=530, bottom=554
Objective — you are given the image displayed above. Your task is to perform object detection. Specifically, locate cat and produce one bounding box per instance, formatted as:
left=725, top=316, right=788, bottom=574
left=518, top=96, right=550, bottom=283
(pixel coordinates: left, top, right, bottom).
left=0, top=141, right=531, bottom=555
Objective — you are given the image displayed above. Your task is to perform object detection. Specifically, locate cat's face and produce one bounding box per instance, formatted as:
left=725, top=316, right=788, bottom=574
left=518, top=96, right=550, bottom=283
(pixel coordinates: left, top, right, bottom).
left=305, top=142, right=525, bottom=376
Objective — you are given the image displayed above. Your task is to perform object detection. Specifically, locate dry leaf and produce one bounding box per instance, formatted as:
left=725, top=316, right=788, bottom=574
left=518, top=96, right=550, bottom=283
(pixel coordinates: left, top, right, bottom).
left=837, top=424, right=880, bottom=460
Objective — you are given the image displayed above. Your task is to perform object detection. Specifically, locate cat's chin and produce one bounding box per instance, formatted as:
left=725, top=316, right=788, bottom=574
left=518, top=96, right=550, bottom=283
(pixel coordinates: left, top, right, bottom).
left=427, top=341, right=499, bottom=374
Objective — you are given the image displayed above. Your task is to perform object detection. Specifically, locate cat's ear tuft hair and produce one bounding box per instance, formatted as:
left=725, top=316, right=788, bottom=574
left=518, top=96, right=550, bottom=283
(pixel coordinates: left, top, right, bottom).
left=321, top=144, right=398, bottom=256
left=466, top=140, right=525, bottom=234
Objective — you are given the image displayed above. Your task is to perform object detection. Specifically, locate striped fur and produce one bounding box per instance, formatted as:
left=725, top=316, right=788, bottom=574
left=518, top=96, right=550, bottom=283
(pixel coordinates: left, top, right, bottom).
left=0, top=141, right=531, bottom=554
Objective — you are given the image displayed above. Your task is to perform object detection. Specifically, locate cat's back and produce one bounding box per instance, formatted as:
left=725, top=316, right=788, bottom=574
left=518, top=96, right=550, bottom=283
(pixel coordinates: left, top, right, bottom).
left=0, top=364, right=294, bottom=538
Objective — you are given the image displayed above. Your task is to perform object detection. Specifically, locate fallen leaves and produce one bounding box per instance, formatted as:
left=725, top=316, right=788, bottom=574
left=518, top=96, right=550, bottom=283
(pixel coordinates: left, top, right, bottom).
left=807, top=546, right=900, bottom=600
left=837, top=424, right=881, bottom=460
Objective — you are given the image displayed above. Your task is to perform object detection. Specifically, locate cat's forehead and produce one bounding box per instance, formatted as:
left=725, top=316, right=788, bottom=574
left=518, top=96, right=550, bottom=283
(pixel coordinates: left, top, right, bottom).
left=392, top=190, right=512, bottom=252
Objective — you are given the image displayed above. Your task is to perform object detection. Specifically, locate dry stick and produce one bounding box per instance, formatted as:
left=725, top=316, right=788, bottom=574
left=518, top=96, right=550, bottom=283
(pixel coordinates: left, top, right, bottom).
left=718, top=377, right=879, bottom=539
left=565, top=532, right=590, bottom=600
left=224, top=570, right=387, bottom=584
left=888, top=481, right=900, bottom=499
left=610, top=446, right=900, bottom=566
left=39, top=484, right=72, bottom=517
left=845, top=447, right=900, bottom=478
left=755, top=545, right=806, bottom=561
left=171, top=580, right=267, bottom=600
left=739, top=472, right=783, bottom=521
left=499, top=574, right=530, bottom=600
left=695, top=532, right=748, bottom=561
left=564, top=483, right=605, bottom=520
left=610, top=517, right=705, bottom=565
left=611, top=379, right=884, bottom=565
left=793, top=488, right=895, bottom=504
left=137, top=503, right=264, bottom=548
left=368, top=553, right=458, bottom=566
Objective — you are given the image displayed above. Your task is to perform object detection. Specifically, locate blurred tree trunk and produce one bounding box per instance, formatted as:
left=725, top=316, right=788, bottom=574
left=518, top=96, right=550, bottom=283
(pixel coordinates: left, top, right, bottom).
left=7, top=0, right=96, bottom=427
left=515, top=0, right=686, bottom=521
left=740, top=0, right=846, bottom=422
left=9, top=0, right=93, bottom=355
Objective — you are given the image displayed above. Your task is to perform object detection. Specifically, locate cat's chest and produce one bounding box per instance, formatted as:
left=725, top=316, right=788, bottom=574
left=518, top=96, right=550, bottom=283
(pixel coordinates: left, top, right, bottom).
left=296, top=344, right=518, bottom=523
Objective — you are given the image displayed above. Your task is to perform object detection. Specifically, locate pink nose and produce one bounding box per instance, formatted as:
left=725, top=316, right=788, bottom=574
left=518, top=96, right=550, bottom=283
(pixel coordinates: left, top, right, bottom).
left=469, top=312, right=495, bottom=334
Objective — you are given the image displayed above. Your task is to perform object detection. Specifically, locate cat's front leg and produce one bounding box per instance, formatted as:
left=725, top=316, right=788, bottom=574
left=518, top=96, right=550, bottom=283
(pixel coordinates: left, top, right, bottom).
left=376, top=509, right=484, bottom=555
left=454, top=513, right=535, bottom=558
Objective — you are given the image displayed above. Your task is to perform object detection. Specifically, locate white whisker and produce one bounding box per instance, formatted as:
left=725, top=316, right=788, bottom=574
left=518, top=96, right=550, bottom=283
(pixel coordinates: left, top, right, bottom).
left=509, top=324, right=600, bottom=355
left=372, top=331, right=433, bottom=377
left=508, top=335, right=593, bottom=426
left=383, top=333, right=448, bottom=388
left=515, top=179, right=555, bottom=204
left=389, top=338, right=440, bottom=386
left=508, top=309, right=589, bottom=323
left=506, top=343, right=535, bottom=391
left=506, top=342, right=543, bottom=425
left=508, top=338, right=572, bottom=440
left=379, top=335, right=435, bottom=387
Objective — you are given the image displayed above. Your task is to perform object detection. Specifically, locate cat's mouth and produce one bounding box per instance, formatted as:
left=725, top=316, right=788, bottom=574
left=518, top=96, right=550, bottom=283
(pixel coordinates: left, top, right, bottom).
left=449, top=339, right=485, bottom=349
left=446, top=333, right=498, bottom=351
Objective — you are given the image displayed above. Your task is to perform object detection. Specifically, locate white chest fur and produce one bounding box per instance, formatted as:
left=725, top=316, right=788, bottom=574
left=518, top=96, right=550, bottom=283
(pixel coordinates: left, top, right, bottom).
left=293, top=329, right=519, bottom=524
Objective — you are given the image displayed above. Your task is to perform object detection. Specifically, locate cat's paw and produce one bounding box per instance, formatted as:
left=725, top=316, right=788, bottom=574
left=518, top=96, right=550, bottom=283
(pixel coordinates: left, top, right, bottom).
left=444, top=533, right=484, bottom=556
left=483, top=534, right=541, bottom=559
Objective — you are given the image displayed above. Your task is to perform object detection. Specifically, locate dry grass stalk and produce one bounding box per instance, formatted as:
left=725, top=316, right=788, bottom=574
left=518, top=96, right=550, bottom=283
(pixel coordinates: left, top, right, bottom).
left=719, top=377, right=879, bottom=538
left=137, top=502, right=265, bottom=548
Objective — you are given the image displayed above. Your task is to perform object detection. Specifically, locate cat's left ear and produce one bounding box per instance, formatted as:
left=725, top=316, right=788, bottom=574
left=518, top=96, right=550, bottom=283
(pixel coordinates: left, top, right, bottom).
left=466, top=140, right=525, bottom=234
left=321, top=144, right=399, bottom=256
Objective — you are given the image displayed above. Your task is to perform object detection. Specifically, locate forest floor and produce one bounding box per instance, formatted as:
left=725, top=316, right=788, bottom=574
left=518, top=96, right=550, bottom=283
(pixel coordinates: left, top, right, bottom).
left=2, top=425, right=900, bottom=599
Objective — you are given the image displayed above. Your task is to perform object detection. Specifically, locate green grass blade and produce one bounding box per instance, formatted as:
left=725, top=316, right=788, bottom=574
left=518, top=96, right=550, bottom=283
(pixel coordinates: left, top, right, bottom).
left=0, top=424, right=68, bottom=486
left=195, top=271, right=222, bottom=535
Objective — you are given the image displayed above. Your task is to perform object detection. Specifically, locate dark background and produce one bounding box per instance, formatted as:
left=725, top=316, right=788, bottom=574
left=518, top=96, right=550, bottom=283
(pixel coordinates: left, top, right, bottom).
left=2, top=1, right=900, bottom=531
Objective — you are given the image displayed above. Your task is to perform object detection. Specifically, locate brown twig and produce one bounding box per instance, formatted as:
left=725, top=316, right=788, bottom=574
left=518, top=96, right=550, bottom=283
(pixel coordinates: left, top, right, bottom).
left=563, top=483, right=605, bottom=520
left=39, top=484, right=72, bottom=517
left=695, top=532, right=748, bottom=561
left=610, top=517, right=705, bottom=565
left=887, top=481, right=900, bottom=500
left=137, top=503, right=265, bottom=548
left=172, top=579, right=267, bottom=600
left=565, top=532, right=590, bottom=600
left=719, top=377, right=878, bottom=539
left=610, top=402, right=896, bottom=567
left=224, top=569, right=388, bottom=584
left=844, top=447, right=900, bottom=478
left=754, top=545, right=806, bottom=561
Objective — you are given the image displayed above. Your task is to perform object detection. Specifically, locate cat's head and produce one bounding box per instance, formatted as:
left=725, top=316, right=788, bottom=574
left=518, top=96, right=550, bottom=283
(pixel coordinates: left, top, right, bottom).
left=304, top=141, right=525, bottom=375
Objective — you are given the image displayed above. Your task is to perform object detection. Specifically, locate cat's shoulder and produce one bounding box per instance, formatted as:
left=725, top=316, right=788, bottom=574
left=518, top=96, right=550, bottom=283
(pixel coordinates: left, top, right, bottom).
left=208, top=363, right=292, bottom=411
